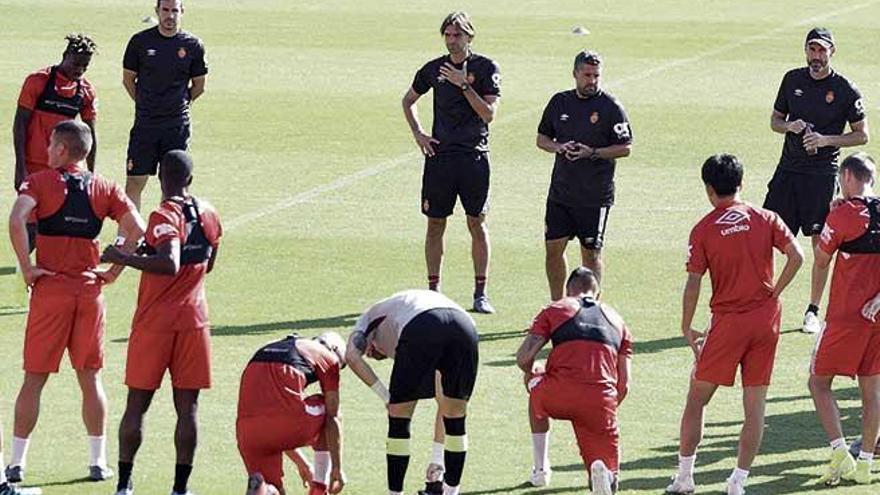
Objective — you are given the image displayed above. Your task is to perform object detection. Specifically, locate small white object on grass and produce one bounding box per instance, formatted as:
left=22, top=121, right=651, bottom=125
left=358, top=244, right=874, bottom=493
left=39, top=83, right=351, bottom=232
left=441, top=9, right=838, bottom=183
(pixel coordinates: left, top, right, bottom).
left=571, top=26, right=590, bottom=35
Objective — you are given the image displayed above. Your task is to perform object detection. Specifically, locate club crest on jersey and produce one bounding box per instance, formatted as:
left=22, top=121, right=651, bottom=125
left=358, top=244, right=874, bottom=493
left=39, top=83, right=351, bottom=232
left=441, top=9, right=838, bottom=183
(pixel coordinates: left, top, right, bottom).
left=177, top=47, right=187, bottom=59
left=590, top=112, right=599, bottom=124
left=826, top=90, right=835, bottom=104
left=466, top=73, right=475, bottom=84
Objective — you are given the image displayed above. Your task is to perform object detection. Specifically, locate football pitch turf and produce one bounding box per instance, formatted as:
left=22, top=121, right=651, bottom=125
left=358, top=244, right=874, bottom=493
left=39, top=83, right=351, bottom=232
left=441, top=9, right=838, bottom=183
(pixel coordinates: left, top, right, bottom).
left=1, top=0, right=880, bottom=493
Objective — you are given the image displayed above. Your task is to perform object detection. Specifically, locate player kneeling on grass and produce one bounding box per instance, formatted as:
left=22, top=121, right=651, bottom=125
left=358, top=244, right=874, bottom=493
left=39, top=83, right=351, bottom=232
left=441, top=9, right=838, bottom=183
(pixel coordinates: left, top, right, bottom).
left=808, top=152, right=880, bottom=486
left=346, top=290, right=479, bottom=495
left=101, top=150, right=222, bottom=495
left=515, top=267, right=632, bottom=495
left=238, top=334, right=347, bottom=495
left=666, top=154, right=803, bottom=495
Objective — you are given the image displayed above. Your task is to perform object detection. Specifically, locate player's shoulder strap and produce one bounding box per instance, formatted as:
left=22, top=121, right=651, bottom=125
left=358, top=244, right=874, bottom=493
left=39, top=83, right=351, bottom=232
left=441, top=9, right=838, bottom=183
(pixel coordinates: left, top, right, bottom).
left=598, top=302, right=626, bottom=335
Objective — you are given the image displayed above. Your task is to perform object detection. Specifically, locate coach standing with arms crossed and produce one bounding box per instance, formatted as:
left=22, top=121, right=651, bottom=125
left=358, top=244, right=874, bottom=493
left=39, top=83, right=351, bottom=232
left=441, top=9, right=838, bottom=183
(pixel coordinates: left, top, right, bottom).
left=123, top=0, right=207, bottom=210
left=402, top=11, right=501, bottom=314
left=763, top=27, right=868, bottom=334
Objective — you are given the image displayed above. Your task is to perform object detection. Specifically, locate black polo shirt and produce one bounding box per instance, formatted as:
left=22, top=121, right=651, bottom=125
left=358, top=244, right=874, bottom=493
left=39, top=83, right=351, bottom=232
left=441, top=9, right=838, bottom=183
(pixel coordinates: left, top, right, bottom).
left=123, top=27, right=208, bottom=127
left=411, top=52, right=501, bottom=154
left=538, top=89, right=632, bottom=207
left=774, top=67, right=865, bottom=175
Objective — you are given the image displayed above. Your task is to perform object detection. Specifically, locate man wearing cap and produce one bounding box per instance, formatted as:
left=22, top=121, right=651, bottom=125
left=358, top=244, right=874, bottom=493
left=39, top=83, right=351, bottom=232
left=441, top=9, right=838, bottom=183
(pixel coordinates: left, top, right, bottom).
left=763, top=27, right=869, bottom=334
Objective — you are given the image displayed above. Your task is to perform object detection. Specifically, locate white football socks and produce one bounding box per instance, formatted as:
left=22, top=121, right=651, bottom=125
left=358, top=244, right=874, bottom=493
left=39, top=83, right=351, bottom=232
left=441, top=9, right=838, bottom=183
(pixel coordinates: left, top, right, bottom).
left=730, top=467, right=749, bottom=483
left=313, top=451, right=331, bottom=485
left=859, top=450, right=875, bottom=462
left=532, top=432, right=550, bottom=471
left=431, top=441, right=445, bottom=467
left=88, top=435, right=107, bottom=467
left=0, top=451, right=6, bottom=484
left=830, top=437, right=847, bottom=451
left=677, top=454, right=695, bottom=478
left=10, top=437, right=30, bottom=468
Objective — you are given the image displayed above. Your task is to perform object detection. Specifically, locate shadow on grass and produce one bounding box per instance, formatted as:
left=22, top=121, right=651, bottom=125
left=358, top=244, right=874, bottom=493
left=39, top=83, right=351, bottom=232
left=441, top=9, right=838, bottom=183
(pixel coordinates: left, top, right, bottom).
left=0, top=266, right=16, bottom=276
left=479, top=329, right=528, bottom=343
left=484, top=348, right=550, bottom=368
left=33, top=477, right=91, bottom=487
left=620, top=393, right=861, bottom=492
left=213, top=313, right=360, bottom=336
left=111, top=313, right=361, bottom=343
left=636, top=336, right=685, bottom=354
left=1, top=305, right=28, bottom=316
left=464, top=482, right=586, bottom=494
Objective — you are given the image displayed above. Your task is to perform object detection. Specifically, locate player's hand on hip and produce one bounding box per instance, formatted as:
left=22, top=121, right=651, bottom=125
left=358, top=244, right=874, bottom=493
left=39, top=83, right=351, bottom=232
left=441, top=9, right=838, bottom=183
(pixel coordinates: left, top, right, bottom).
left=23, top=266, right=56, bottom=286
left=329, top=468, right=346, bottom=494
left=93, top=267, right=120, bottom=285
left=682, top=327, right=704, bottom=359
left=862, top=295, right=880, bottom=322
left=414, top=132, right=440, bottom=156
left=439, top=61, right=467, bottom=88
left=786, top=119, right=809, bottom=134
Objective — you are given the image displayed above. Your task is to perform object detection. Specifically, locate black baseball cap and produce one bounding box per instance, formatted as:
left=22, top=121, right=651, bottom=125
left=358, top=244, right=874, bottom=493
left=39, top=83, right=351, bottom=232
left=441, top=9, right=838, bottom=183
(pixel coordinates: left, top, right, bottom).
left=805, top=27, right=834, bottom=49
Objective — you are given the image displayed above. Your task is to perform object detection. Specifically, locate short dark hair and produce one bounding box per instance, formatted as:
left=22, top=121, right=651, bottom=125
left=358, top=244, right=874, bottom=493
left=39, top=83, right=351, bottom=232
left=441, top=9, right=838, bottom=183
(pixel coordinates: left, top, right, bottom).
left=701, top=154, right=743, bottom=196
left=840, top=152, right=876, bottom=184
left=63, top=33, right=97, bottom=56
left=159, top=150, right=193, bottom=186
left=157, top=0, right=183, bottom=8
left=440, top=11, right=475, bottom=38
left=566, top=266, right=599, bottom=295
left=574, top=50, right=602, bottom=71
left=52, top=120, right=92, bottom=159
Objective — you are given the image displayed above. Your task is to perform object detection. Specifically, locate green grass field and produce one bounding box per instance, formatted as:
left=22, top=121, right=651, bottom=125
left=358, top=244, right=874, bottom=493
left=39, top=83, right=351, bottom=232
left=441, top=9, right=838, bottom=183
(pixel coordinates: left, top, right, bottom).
left=2, top=1, right=880, bottom=493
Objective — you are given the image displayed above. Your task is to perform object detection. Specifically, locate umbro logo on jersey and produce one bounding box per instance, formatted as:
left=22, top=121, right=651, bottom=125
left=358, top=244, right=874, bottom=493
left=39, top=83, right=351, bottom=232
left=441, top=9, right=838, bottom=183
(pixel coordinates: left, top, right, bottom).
left=560, top=114, right=569, bottom=121
left=715, top=210, right=749, bottom=225
left=717, top=210, right=750, bottom=236
left=794, top=89, right=803, bottom=97
left=147, top=49, right=157, bottom=56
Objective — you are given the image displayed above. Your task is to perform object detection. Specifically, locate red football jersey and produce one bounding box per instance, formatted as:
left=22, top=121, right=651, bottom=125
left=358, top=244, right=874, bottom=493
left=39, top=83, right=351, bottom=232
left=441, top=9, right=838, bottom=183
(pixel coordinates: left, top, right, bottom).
left=19, top=165, right=133, bottom=280
left=819, top=199, right=880, bottom=326
left=132, top=198, right=222, bottom=333
left=238, top=339, right=341, bottom=419
left=686, top=201, right=795, bottom=314
left=529, top=297, right=633, bottom=389
left=18, top=67, right=97, bottom=174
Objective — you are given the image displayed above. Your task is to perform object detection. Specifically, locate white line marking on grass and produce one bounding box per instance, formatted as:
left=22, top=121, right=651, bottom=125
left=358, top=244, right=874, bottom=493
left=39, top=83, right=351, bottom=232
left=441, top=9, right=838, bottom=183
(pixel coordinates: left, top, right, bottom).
left=226, top=1, right=877, bottom=232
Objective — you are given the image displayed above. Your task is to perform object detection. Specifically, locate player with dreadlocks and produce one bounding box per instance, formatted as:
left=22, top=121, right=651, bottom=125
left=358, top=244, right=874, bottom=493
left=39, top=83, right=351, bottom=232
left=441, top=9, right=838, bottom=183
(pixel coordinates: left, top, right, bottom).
left=13, top=33, right=99, bottom=250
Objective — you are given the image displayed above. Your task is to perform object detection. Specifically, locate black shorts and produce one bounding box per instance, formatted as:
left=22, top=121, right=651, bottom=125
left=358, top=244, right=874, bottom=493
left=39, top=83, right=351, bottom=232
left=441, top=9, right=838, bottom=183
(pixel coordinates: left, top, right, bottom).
left=421, top=152, right=490, bottom=218
left=544, top=199, right=611, bottom=250
left=763, top=170, right=837, bottom=236
left=389, top=308, right=479, bottom=404
left=126, top=122, right=191, bottom=176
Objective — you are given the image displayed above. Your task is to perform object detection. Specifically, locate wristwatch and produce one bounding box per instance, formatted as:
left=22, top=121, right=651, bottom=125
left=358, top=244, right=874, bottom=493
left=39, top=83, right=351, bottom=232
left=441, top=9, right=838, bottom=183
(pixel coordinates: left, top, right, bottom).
left=460, top=82, right=470, bottom=92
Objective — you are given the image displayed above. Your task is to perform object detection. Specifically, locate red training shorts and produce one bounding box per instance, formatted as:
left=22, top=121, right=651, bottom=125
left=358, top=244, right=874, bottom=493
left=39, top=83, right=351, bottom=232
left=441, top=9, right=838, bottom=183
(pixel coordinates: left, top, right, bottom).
left=695, top=298, right=781, bottom=387
left=24, top=279, right=105, bottom=373
left=236, top=395, right=326, bottom=491
left=125, top=326, right=212, bottom=390
left=529, top=374, right=619, bottom=472
left=812, top=321, right=880, bottom=378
